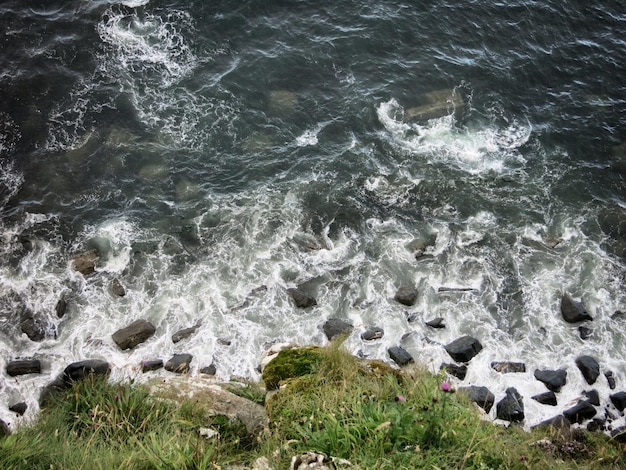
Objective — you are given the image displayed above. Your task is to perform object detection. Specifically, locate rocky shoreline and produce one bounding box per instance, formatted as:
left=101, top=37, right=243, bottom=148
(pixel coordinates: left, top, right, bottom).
left=2, top=247, right=626, bottom=444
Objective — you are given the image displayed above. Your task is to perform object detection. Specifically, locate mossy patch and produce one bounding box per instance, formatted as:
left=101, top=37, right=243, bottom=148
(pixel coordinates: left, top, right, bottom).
left=262, top=346, right=323, bottom=390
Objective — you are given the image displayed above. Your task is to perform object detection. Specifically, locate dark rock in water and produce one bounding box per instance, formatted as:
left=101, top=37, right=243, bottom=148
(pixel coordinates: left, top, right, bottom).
left=610, top=391, right=626, bottom=411
left=71, top=249, right=98, bottom=276
left=322, top=318, right=353, bottom=340
left=394, top=286, right=417, bottom=306
left=111, top=279, right=126, bottom=297
left=491, top=361, right=526, bottom=374
left=578, top=326, right=593, bottom=340
left=532, top=391, right=557, bottom=406
left=425, top=317, right=445, bottom=329
left=587, top=417, right=606, bottom=433
left=496, top=387, right=524, bottom=422
left=20, top=315, right=48, bottom=342
left=406, top=313, right=419, bottom=323
left=112, top=319, right=156, bottom=350
left=388, top=346, right=414, bottom=366
left=440, top=363, right=467, bottom=380
left=605, top=370, right=617, bottom=389
left=9, top=402, right=27, bottom=416
left=561, top=293, right=592, bottom=323
left=6, top=359, right=41, bottom=376
left=534, top=368, right=567, bottom=392
left=62, top=360, right=110, bottom=384
left=55, top=297, right=67, bottom=318
left=575, top=355, right=600, bottom=385
left=165, top=353, right=193, bottom=373
left=445, top=336, right=483, bottom=363
left=287, top=288, right=317, bottom=308
left=217, top=338, right=232, bottom=346
left=200, top=364, right=217, bottom=375
left=611, top=426, right=626, bottom=443
left=141, top=359, right=163, bottom=373
left=611, top=310, right=625, bottom=320
left=19, top=236, right=34, bottom=251
left=532, top=415, right=572, bottom=439
left=459, top=386, right=495, bottom=413
left=583, top=389, right=600, bottom=406
left=172, top=323, right=200, bottom=343
left=0, top=419, right=9, bottom=438
left=361, top=326, right=384, bottom=341
left=563, top=401, right=596, bottom=424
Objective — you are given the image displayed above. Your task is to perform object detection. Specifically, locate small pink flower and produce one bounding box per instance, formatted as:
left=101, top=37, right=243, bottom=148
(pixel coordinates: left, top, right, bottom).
left=440, top=382, right=451, bottom=392
left=395, top=395, right=406, bottom=402
left=114, top=395, right=120, bottom=401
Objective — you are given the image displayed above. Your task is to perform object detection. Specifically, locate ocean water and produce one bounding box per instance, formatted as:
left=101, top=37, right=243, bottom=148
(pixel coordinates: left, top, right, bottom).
left=0, top=0, right=625, bottom=430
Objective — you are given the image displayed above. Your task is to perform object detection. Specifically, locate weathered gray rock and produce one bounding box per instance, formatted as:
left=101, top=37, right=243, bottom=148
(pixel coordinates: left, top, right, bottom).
left=491, top=361, right=526, bottom=374
left=575, top=355, right=600, bottom=385
left=445, top=336, right=483, bottom=363
left=63, top=359, right=111, bottom=383
left=287, top=288, right=317, bottom=308
left=578, top=326, right=593, bottom=340
left=200, top=364, right=217, bottom=376
left=583, top=390, right=600, bottom=406
left=606, top=370, right=617, bottom=389
left=610, top=391, right=626, bottom=411
left=71, top=249, right=98, bottom=276
left=361, top=326, right=384, bottom=341
left=322, top=318, right=353, bottom=340
left=561, top=293, right=592, bottom=323
left=112, top=319, right=156, bottom=350
left=394, top=286, right=417, bottom=306
left=55, top=297, right=67, bottom=318
left=532, top=415, right=572, bottom=439
left=9, top=402, right=27, bottom=416
left=141, top=359, right=163, bottom=373
left=532, top=391, right=557, bottom=406
left=111, top=279, right=126, bottom=297
left=440, top=363, right=467, bottom=380
left=425, top=317, right=445, bottom=329
left=20, top=315, right=48, bottom=342
left=172, top=323, right=200, bottom=343
left=6, top=359, right=41, bottom=376
left=165, top=353, right=193, bottom=373
left=496, top=387, right=524, bottom=422
left=563, top=401, right=596, bottom=424
left=459, top=386, right=495, bottom=413
left=534, top=368, right=567, bottom=392
left=388, top=346, right=414, bottom=367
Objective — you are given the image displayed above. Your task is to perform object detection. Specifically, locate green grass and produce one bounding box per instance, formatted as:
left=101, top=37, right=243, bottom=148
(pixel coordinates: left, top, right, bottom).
left=2, top=342, right=625, bottom=469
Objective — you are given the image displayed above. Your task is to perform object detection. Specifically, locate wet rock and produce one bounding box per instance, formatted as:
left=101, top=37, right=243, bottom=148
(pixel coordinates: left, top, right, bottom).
left=165, top=353, right=193, bottom=373
left=440, top=363, right=467, bottom=380
left=532, top=415, right=572, bottom=439
left=445, top=335, right=483, bottom=363
left=55, top=297, right=67, bottom=318
left=532, top=391, right=557, bottom=406
left=200, top=364, right=217, bottom=376
left=575, top=355, right=600, bottom=385
left=141, top=359, right=163, bottom=373
left=496, top=387, right=524, bottom=422
left=561, top=293, right=592, bottom=323
left=63, top=360, right=110, bottom=384
left=610, top=391, right=626, bottom=411
left=19, top=315, right=48, bottom=342
left=9, top=402, right=27, bottom=416
left=578, top=326, right=593, bottom=340
left=394, top=286, right=417, bottom=306
left=611, top=310, right=626, bottom=320
left=361, top=326, right=384, bottom=341
left=322, top=318, right=353, bottom=341
left=587, top=417, right=606, bottom=433
left=611, top=426, right=626, bottom=443
left=491, top=361, right=526, bottom=374
left=534, top=368, right=568, bottom=392
left=71, top=249, right=98, bottom=276
left=388, top=346, right=414, bottom=367
left=605, top=370, right=617, bottom=389
left=287, top=288, right=317, bottom=308
left=405, top=89, right=465, bottom=122
left=0, top=419, right=9, bottom=438
left=563, top=401, right=596, bottom=424
left=425, top=317, right=445, bottom=329
left=172, top=323, right=201, bottom=343
left=583, top=389, right=600, bottom=406
left=459, top=385, right=495, bottom=413
left=6, top=359, right=41, bottom=376
left=112, top=319, right=156, bottom=350
left=111, top=279, right=126, bottom=297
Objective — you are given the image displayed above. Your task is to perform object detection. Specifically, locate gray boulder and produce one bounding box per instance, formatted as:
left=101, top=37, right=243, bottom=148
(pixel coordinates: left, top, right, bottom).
left=165, top=353, right=193, bottom=373
left=459, top=385, right=495, bottom=413
left=323, top=318, right=353, bottom=340
left=287, top=288, right=317, bottom=308
left=6, top=359, right=41, bottom=376
left=561, top=293, right=592, bottom=323
left=610, top=391, right=626, bottom=411
left=20, top=315, right=48, bottom=342
left=496, top=387, right=524, bottom=422
left=491, top=361, right=526, bottom=373
left=388, top=346, right=414, bottom=367
left=9, top=402, right=27, bottom=416
left=563, top=401, right=596, bottom=424
left=141, top=359, right=163, bottom=372
left=575, top=355, right=600, bottom=385
left=112, top=319, right=156, bottom=350
left=445, top=336, right=483, bottom=362
left=63, top=359, right=110, bottom=384
left=172, top=323, right=201, bottom=343
left=425, top=317, right=445, bottom=329
left=394, top=286, right=417, bottom=306
left=361, top=326, right=384, bottom=341
left=71, top=249, right=98, bottom=276
left=534, top=368, right=567, bottom=392
left=532, top=391, right=557, bottom=406
left=440, top=363, right=467, bottom=380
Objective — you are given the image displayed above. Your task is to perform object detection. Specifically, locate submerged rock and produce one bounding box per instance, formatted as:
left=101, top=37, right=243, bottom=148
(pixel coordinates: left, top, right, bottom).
left=575, top=355, right=600, bottom=385
left=322, top=318, right=353, bottom=340
left=388, top=346, right=414, bottom=367
left=496, top=387, right=524, bottom=422
left=71, top=249, right=98, bottom=276
left=445, top=336, right=483, bottom=363
left=491, top=361, right=526, bottom=374
left=534, top=368, right=567, bottom=392
left=425, top=317, right=445, bottom=329
left=112, top=319, right=156, bottom=350
left=19, top=315, right=50, bottom=342
left=55, top=297, right=68, bottom=318
left=287, top=288, right=317, bottom=308
left=561, top=293, right=592, bottom=323
left=405, top=89, right=465, bottom=122
left=394, top=286, right=418, bottom=306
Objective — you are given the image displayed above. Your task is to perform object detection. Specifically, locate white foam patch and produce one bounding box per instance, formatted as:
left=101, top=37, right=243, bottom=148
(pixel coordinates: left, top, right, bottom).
left=377, top=98, right=531, bottom=174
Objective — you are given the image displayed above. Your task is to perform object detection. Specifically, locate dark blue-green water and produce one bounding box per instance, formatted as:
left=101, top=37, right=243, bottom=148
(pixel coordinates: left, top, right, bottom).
left=1, top=0, right=625, bottom=428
